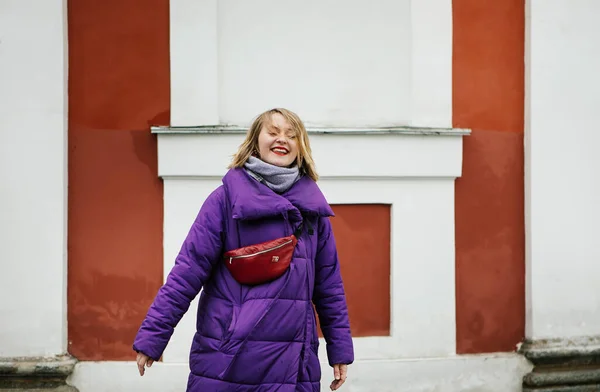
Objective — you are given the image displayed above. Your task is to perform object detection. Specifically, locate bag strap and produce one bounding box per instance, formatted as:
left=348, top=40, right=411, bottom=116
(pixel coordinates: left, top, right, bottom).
left=293, top=215, right=314, bottom=238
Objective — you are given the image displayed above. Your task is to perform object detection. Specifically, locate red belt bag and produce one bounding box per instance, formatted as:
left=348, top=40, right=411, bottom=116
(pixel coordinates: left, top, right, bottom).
left=223, top=234, right=298, bottom=285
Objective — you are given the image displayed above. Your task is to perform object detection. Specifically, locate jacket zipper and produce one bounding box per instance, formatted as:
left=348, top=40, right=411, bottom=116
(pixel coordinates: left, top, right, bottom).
left=229, top=238, right=294, bottom=264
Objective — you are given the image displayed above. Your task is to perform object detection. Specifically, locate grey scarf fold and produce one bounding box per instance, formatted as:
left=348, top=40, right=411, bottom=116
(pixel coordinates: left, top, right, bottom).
left=244, top=156, right=301, bottom=193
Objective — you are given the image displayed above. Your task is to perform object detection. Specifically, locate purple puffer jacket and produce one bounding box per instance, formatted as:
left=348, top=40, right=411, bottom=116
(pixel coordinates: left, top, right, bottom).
left=133, top=168, right=354, bottom=391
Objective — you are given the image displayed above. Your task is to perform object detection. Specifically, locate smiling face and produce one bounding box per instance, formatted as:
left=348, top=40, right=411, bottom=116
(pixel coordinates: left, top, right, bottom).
left=228, top=108, right=320, bottom=181
left=257, top=112, right=298, bottom=167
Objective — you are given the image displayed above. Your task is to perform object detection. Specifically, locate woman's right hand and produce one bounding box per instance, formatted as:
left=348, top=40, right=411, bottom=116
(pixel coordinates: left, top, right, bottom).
left=136, top=352, right=154, bottom=376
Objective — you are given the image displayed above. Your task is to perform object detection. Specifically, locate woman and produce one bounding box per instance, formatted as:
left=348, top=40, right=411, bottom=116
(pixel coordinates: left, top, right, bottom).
left=133, top=108, right=354, bottom=391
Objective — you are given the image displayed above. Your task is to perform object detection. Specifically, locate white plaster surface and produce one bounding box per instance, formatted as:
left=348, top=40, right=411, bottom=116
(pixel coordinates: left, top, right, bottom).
left=69, top=354, right=532, bottom=392
left=170, top=0, right=219, bottom=126
left=0, top=0, right=68, bottom=357
left=216, top=0, right=411, bottom=127
left=525, top=0, right=600, bottom=339
left=170, top=0, right=452, bottom=128
left=410, top=0, right=453, bottom=128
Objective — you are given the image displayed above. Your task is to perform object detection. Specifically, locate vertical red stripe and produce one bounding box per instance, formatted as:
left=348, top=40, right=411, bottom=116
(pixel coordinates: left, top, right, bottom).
left=453, top=0, right=526, bottom=353
left=67, top=0, right=169, bottom=360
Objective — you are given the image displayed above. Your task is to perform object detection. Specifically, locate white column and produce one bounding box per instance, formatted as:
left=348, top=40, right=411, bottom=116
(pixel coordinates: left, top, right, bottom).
left=525, top=0, right=600, bottom=340
left=0, top=0, right=68, bottom=357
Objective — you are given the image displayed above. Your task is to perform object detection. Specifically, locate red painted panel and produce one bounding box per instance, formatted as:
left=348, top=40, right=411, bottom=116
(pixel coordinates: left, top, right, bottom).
left=453, top=0, right=526, bottom=353
left=453, top=0, right=525, bottom=133
left=455, top=131, right=525, bottom=353
left=329, top=205, right=391, bottom=337
left=67, top=0, right=169, bottom=360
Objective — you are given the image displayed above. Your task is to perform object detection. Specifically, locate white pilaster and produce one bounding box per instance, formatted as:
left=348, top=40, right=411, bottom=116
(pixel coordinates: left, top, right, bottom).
left=525, top=0, right=600, bottom=340
left=169, top=0, right=453, bottom=128
left=0, top=0, right=68, bottom=357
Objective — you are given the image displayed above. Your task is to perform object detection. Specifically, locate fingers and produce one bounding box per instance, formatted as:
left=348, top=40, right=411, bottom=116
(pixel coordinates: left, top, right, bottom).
left=330, top=364, right=348, bottom=390
left=330, top=380, right=338, bottom=391
left=340, top=364, right=347, bottom=381
left=330, top=378, right=346, bottom=391
left=136, top=353, right=153, bottom=376
left=136, top=354, right=145, bottom=376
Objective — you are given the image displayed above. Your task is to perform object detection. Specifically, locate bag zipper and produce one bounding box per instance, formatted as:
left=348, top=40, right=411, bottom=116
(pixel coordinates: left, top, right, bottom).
left=229, top=238, right=294, bottom=264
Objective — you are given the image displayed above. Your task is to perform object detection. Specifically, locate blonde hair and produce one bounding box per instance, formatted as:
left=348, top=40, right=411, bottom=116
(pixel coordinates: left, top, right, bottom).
left=228, top=108, right=319, bottom=181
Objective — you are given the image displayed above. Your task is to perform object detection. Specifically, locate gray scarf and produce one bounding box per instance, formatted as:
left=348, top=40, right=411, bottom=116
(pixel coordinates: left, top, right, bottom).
left=244, top=156, right=301, bottom=193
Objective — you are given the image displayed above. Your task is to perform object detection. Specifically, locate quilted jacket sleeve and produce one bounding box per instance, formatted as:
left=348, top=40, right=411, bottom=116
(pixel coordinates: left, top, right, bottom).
left=132, top=187, right=226, bottom=361
left=313, top=216, right=355, bottom=366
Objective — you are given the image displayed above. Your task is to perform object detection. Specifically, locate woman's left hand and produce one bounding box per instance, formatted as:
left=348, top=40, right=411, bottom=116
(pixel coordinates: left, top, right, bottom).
left=330, top=364, right=348, bottom=390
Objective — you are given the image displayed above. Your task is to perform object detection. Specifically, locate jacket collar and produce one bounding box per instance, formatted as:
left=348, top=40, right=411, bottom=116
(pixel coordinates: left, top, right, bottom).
left=222, top=168, right=334, bottom=221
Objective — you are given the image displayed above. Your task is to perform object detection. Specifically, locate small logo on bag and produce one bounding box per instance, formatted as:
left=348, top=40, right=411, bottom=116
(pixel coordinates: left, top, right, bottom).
left=271, top=256, right=279, bottom=263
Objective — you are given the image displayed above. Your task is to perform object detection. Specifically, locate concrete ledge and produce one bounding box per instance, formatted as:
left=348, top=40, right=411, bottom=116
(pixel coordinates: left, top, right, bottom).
left=521, top=337, right=600, bottom=366
left=0, top=356, right=78, bottom=391
left=523, top=386, right=600, bottom=392
left=520, top=337, right=600, bottom=391
left=525, top=368, right=600, bottom=386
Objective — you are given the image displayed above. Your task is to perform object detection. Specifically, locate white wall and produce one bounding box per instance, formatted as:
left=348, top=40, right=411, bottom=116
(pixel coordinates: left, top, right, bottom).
left=216, top=0, right=411, bottom=127
left=0, top=0, right=68, bottom=357
left=170, top=0, right=452, bottom=128
left=526, top=0, right=600, bottom=339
